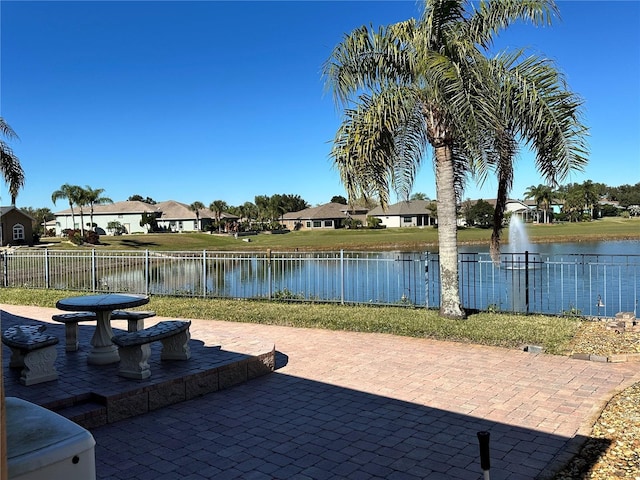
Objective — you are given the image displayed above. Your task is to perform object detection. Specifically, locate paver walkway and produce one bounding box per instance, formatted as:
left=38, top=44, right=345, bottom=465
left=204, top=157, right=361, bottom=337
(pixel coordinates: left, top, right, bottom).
left=3, top=304, right=640, bottom=479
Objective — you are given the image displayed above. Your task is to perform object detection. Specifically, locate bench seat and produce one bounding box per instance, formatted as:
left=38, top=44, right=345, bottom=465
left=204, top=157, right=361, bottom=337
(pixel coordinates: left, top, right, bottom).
left=111, top=320, right=191, bottom=379
left=52, top=310, right=156, bottom=351
left=2, top=325, right=59, bottom=385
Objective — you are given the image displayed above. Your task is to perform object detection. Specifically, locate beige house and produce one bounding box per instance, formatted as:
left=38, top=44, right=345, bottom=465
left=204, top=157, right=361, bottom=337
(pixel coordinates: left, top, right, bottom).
left=0, top=206, right=35, bottom=246
left=54, top=200, right=158, bottom=235
left=280, top=202, right=368, bottom=230
left=367, top=200, right=435, bottom=228
left=53, top=200, right=238, bottom=235
left=155, top=200, right=238, bottom=232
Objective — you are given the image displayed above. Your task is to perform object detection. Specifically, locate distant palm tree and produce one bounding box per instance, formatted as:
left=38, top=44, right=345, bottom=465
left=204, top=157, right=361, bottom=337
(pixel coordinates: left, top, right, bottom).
left=0, top=118, right=25, bottom=204
left=83, top=186, right=113, bottom=231
left=209, top=200, right=228, bottom=232
left=52, top=184, right=83, bottom=231
left=189, top=201, right=205, bottom=231
left=524, top=184, right=554, bottom=224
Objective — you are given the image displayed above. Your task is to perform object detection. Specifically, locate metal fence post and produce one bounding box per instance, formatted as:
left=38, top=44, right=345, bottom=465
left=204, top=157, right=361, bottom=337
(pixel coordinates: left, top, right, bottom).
left=267, top=249, right=272, bottom=300
left=91, top=249, right=97, bottom=292
left=145, top=250, right=150, bottom=296
left=525, top=251, right=530, bottom=314
left=202, top=249, right=207, bottom=298
left=2, top=251, right=7, bottom=287
left=340, top=249, right=344, bottom=305
left=44, top=249, right=50, bottom=289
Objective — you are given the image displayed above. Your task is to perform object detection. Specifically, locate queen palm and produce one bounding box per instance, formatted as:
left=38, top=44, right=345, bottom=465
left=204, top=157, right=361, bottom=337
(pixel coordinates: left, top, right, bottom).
left=524, top=184, right=554, bottom=224
left=52, top=183, right=83, bottom=232
left=324, top=0, right=564, bottom=318
left=0, top=118, right=25, bottom=204
left=480, top=53, right=588, bottom=259
left=83, top=186, right=113, bottom=232
left=209, top=200, right=228, bottom=232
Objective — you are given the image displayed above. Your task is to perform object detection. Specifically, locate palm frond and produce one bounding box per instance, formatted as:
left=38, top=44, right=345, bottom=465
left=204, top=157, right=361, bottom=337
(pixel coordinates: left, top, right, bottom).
left=323, top=20, right=418, bottom=107
left=329, top=87, right=428, bottom=209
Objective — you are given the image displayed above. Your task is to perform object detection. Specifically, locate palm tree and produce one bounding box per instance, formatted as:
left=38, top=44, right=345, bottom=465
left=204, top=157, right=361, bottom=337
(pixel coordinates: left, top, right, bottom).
left=189, top=201, right=205, bottom=231
left=478, top=53, right=587, bottom=259
left=324, top=0, right=562, bottom=319
left=524, top=184, right=554, bottom=224
left=83, top=186, right=113, bottom=232
left=209, top=200, right=228, bottom=232
left=51, top=184, right=83, bottom=232
left=0, top=118, right=25, bottom=204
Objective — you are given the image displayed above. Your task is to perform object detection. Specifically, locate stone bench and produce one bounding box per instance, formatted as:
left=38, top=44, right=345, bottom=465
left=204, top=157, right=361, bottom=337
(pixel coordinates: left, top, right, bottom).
left=2, top=325, right=59, bottom=386
left=111, top=320, right=191, bottom=379
left=52, top=310, right=156, bottom=352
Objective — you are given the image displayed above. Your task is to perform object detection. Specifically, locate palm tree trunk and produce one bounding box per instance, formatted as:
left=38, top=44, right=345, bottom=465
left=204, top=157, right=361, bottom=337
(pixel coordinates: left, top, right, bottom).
left=434, top=145, right=466, bottom=319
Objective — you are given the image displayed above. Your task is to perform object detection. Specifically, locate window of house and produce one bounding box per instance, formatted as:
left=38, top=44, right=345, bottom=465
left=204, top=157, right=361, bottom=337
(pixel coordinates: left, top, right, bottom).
left=306, top=221, right=311, bottom=228
left=313, top=220, right=321, bottom=228
left=403, top=216, right=412, bottom=223
left=12, top=224, right=25, bottom=241
left=324, top=220, right=333, bottom=227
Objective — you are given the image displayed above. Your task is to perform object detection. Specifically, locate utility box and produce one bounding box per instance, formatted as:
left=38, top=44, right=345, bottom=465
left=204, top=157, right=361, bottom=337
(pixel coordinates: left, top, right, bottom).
left=6, top=397, right=96, bottom=480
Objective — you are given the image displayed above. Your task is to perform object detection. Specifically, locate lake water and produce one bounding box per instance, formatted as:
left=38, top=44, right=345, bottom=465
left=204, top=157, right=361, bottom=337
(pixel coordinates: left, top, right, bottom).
left=459, top=239, right=640, bottom=256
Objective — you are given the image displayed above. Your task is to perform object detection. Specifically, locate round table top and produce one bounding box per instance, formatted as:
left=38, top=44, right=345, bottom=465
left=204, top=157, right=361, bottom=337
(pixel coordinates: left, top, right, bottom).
left=56, top=293, right=149, bottom=312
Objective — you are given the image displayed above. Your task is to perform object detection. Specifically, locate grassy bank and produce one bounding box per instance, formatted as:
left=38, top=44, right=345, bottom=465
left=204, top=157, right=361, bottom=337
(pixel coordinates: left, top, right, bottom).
left=38, top=217, right=640, bottom=252
left=0, top=287, right=580, bottom=355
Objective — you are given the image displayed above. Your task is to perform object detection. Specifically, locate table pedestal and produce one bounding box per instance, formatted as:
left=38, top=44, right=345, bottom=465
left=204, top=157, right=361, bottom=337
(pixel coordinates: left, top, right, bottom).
left=88, top=311, right=120, bottom=365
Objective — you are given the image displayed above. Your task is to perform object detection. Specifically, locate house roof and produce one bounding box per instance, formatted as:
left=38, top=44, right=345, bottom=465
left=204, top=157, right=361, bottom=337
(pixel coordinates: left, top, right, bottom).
left=154, top=200, right=238, bottom=221
left=0, top=206, right=35, bottom=220
left=54, top=200, right=238, bottom=221
left=368, top=200, right=432, bottom=216
left=55, top=200, right=158, bottom=215
left=282, top=202, right=353, bottom=221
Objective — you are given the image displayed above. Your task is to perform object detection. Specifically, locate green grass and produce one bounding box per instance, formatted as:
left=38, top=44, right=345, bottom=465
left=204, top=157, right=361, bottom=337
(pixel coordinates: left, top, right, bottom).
left=40, top=217, right=640, bottom=252
left=0, top=288, right=581, bottom=355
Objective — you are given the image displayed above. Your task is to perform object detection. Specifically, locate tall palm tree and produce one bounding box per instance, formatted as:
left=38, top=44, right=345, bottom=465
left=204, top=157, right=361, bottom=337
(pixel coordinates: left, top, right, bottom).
left=51, top=184, right=83, bottom=232
left=189, top=201, right=205, bottom=231
left=324, top=0, right=562, bottom=319
left=83, top=186, right=113, bottom=231
left=0, top=118, right=25, bottom=204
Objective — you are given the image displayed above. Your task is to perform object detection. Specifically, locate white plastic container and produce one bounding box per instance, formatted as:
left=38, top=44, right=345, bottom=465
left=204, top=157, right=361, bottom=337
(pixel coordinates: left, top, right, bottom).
left=5, top=397, right=96, bottom=480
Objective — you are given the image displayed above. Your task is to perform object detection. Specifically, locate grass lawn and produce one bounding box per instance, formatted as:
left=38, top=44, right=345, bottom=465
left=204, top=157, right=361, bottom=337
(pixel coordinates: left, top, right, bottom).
left=39, top=216, right=640, bottom=252
left=0, top=288, right=580, bottom=355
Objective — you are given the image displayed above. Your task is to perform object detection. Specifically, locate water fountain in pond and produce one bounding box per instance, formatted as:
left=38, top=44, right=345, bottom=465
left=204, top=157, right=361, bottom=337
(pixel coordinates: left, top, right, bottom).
left=507, top=215, right=532, bottom=255
left=505, top=215, right=534, bottom=313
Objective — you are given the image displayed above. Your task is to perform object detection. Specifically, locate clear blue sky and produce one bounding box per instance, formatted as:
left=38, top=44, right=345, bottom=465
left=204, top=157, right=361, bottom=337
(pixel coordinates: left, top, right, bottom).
left=1, top=1, right=639, bottom=213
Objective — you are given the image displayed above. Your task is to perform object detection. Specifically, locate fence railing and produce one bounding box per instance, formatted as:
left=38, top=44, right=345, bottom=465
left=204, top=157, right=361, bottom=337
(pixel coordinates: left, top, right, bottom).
left=1, top=249, right=638, bottom=317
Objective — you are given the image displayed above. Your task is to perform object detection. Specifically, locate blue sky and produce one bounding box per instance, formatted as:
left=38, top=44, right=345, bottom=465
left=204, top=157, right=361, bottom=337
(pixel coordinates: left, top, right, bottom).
left=1, top=1, right=639, bottom=213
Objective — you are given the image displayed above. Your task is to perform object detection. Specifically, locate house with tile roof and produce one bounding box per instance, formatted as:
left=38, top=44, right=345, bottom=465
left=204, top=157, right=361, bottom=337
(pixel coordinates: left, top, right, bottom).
left=155, top=200, right=238, bottom=232
left=54, top=200, right=158, bottom=235
left=280, top=202, right=368, bottom=230
left=0, top=206, right=35, bottom=246
left=53, top=200, right=239, bottom=235
left=367, top=200, right=435, bottom=228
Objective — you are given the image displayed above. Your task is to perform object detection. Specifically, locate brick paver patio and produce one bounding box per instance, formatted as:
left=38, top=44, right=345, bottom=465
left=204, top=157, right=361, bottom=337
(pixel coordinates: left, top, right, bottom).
left=3, top=303, right=639, bottom=479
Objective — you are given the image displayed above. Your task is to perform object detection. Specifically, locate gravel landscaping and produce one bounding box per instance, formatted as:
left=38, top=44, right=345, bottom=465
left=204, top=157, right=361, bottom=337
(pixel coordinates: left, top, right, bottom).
left=553, top=320, right=640, bottom=479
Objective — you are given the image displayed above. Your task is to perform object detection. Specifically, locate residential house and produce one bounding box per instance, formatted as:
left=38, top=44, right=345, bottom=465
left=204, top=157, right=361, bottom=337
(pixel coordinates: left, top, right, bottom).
left=280, top=202, right=367, bottom=230
left=155, top=200, right=238, bottom=232
left=367, top=200, right=434, bottom=228
left=54, top=200, right=158, bottom=235
left=0, top=206, right=35, bottom=246
left=53, top=199, right=240, bottom=235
